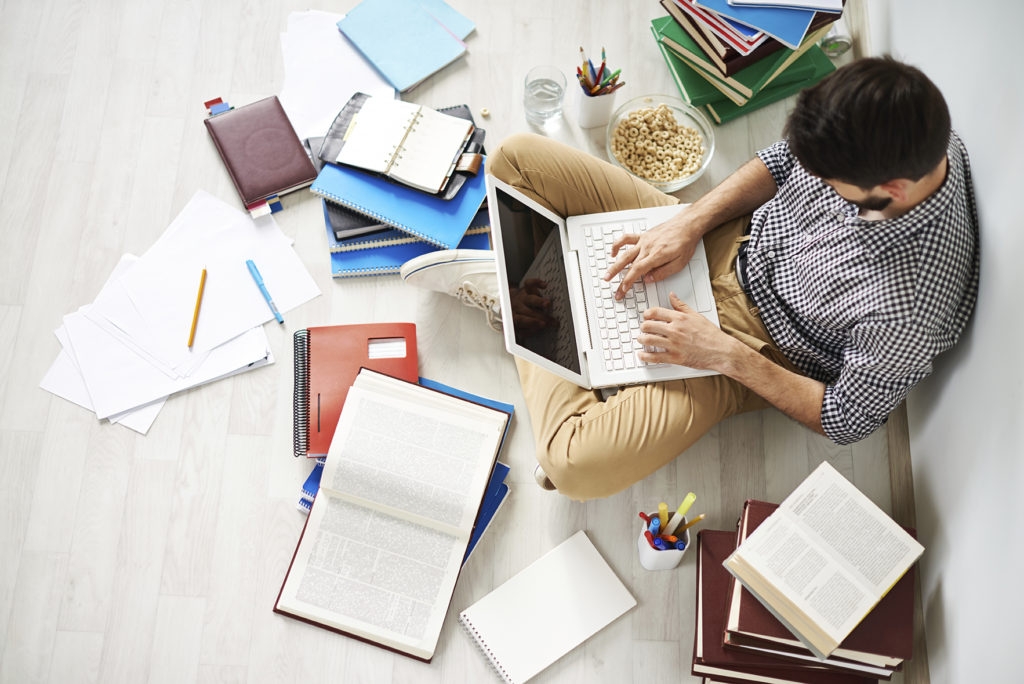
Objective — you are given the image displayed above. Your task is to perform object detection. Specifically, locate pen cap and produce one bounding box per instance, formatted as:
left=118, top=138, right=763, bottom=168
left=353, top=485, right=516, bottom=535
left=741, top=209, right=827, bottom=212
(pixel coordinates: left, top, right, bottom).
left=636, top=514, right=689, bottom=571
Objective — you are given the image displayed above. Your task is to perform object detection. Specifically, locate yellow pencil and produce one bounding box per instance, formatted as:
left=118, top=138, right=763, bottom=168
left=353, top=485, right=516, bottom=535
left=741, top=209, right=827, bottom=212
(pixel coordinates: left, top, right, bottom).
left=677, top=513, right=706, bottom=534
left=187, top=268, right=207, bottom=348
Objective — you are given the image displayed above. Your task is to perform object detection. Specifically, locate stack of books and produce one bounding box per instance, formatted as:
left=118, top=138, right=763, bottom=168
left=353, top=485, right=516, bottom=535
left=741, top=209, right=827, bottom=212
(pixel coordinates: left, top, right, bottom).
left=651, top=0, right=844, bottom=124
left=310, top=94, right=491, bottom=278
left=693, top=462, right=922, bottom=683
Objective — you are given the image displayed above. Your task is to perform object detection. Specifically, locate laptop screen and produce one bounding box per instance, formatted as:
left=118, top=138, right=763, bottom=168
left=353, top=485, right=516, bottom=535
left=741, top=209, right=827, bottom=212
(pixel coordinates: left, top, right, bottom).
left=492, top=187, right=581, bottom=375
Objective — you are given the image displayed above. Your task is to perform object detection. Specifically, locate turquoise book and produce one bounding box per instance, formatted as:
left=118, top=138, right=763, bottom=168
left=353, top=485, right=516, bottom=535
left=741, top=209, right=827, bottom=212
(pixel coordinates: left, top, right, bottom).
left=337, top=0, right=469, bottom=92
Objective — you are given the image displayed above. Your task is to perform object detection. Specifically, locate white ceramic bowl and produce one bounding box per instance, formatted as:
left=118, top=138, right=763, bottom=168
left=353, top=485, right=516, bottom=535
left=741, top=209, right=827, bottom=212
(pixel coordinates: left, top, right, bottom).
left=606, top=94, right=715, bottom=193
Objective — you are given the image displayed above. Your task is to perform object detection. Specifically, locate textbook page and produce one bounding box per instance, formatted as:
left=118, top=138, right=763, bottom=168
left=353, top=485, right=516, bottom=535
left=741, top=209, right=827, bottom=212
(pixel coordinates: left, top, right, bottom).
left=275, top=369, right=508, bottom=660
left=724, top=462, right=923, bottom=657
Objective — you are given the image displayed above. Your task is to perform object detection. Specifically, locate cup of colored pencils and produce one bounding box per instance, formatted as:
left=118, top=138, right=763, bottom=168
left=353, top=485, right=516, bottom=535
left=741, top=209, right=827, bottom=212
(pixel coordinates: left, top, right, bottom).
left=576, top=46, right=624, bottom=129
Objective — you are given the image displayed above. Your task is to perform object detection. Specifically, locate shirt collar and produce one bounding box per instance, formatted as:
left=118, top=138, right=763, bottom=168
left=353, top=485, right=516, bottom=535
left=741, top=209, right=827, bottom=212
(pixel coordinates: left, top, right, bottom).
left=843, top=137, right=963, bottom=259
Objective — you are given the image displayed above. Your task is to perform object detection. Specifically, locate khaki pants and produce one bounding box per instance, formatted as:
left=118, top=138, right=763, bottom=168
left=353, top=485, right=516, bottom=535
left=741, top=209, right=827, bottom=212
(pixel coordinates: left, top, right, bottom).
left=488, top=133, right=795, bottom=500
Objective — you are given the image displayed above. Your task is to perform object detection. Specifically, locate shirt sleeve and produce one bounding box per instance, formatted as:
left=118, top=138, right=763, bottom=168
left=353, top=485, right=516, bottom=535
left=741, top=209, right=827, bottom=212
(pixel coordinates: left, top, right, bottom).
left=756, top=139, right=798, bottom=188
left=819, top=321, right=939, bottom=444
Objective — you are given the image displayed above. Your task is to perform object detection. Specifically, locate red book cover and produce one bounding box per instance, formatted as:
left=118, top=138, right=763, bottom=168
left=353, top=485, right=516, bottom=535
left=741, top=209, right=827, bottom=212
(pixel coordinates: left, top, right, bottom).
left=292, top=323, right=418, bottom=457
left=695, top=530, right=875, bottom=684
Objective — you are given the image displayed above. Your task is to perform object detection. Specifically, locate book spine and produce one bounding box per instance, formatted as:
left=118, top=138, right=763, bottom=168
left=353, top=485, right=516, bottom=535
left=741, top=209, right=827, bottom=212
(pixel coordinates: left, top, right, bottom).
left=458, top=614, right=516, bottom=684
left=292, top=329, right=311, bottom=457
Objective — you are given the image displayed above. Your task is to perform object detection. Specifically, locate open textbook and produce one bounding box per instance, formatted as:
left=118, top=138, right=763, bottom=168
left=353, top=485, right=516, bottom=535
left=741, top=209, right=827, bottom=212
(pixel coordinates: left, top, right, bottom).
left=274, top=369, right=510, bottom=661
left=723, top=462, right=924, bottom=660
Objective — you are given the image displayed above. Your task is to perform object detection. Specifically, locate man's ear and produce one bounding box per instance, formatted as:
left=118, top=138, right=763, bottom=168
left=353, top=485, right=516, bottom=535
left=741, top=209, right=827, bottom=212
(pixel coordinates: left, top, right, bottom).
left=878, top=178, right=912, bottom=203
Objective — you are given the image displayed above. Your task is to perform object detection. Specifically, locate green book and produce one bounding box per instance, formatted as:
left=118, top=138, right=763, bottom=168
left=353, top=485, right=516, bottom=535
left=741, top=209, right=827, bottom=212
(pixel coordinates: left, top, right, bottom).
left=653, top=28, right=736, bottom=107
left=651, top=16, right=831, bottom=103
left=701, top=45, right=836, bottom=125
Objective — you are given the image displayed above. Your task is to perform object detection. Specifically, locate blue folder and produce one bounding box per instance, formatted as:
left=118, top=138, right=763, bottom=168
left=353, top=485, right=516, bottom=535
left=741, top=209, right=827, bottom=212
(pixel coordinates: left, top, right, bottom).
left=694, top=0, right=817, bottom=49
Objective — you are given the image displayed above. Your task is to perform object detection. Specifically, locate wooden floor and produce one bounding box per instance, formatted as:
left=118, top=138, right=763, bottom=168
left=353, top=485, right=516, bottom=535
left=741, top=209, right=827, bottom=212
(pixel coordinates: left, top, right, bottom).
left=0, top=1, right=922, bottom=682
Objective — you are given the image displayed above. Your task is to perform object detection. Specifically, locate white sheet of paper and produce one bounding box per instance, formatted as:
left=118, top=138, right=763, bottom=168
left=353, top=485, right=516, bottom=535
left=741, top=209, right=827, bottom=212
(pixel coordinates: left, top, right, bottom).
left=64, top=306, right=273, bottom=420
left=41, top=332, right=165, bottom=434
left=41, top=256, right=168, bottom=433
left=85, top=191, right=319, bottom=373
left=278, top=9, right=396, bottom=141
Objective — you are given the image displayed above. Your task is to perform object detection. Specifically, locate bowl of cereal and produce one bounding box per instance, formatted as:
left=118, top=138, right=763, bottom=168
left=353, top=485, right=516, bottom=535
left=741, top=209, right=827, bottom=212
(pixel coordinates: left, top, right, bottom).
left=606, top=94, right=714, bottom=193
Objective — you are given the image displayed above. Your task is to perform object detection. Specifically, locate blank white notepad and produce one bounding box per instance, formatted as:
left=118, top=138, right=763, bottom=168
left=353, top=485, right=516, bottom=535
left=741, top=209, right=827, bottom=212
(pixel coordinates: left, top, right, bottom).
left=459, top=530, right=636, bottom=683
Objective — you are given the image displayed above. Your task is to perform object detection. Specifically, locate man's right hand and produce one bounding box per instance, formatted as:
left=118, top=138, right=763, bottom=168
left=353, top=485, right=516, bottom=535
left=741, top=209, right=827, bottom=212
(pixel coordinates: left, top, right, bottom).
left=604, top=211, right=702, bottom=300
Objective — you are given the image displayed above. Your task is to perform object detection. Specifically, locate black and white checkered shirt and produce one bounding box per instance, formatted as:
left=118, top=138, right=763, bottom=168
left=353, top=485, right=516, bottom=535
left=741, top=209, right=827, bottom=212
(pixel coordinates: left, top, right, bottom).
left=745, top=133, right=980, bottom=444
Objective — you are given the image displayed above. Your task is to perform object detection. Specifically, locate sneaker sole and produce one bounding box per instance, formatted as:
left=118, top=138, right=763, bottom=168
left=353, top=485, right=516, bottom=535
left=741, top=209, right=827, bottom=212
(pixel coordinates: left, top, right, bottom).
left=400, top=249, right=496, bottom=281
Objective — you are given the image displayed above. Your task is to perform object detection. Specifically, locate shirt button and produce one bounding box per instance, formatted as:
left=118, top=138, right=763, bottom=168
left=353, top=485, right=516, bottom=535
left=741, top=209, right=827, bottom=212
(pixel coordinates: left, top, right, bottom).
left=767, top=250, right=776, bottom=258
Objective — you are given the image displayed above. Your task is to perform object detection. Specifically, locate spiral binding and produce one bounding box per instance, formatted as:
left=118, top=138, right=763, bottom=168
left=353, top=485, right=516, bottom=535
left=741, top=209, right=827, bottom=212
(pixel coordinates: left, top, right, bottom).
left=458, top=615, right=514, bottom=684
left=292, top=329, right=311, bottom=457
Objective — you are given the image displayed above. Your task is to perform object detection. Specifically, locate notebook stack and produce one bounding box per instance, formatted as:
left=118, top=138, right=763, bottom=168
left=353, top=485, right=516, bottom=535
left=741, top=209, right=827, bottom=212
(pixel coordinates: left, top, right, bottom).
left=693, top=464, right=921, bottom=683
left=651, top=0, right=844, bottom=124
left=310, top=93, right=491, bottom=278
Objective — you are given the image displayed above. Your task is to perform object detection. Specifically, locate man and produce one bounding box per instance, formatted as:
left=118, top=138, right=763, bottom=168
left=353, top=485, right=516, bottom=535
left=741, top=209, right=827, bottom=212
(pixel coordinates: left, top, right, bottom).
left=402, top=57, right=979, bottom=500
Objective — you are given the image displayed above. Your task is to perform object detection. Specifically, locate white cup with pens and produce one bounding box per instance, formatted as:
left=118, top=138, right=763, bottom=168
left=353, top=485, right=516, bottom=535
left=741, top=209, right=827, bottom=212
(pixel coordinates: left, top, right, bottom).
left=637, top=493, right=703, bottom=571
left=575, top=47, right=623, bottom=129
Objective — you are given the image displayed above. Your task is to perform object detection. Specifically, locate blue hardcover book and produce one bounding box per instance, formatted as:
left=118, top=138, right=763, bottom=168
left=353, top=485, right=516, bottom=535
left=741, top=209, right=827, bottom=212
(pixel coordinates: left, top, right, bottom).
left=694, top=0, right=816, bottom=49
left=337, top=0, right=468, bottom=93
left=311, top=159, right=487, bottom=250
left=464, top=462, right=510, bottom=563
left=297, top=457, right=326, bottom=514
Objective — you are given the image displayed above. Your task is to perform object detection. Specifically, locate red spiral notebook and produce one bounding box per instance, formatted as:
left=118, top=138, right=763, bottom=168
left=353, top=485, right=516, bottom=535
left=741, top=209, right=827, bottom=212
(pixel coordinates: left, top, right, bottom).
left=292, top=323, right=418, bottom=457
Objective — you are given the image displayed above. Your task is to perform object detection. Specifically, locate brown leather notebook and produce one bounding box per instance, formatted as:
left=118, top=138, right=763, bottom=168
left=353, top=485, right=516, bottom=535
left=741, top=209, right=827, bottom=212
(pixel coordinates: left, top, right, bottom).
left=724, top=500, right=914, bottom=671
left=695, top=530, right=876, bottom=684
left=204, top=96, right=317, bottom=213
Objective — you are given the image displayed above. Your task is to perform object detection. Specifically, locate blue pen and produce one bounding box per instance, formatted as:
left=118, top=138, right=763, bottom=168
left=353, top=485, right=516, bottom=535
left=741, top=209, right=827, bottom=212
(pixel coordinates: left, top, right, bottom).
left=649, top=517, right=661, bottom=535
left=674, top=540, right=686, bottom=551
left=653, top=537, right=668, bottom=551
left=246, top=259, right=284, bottom=324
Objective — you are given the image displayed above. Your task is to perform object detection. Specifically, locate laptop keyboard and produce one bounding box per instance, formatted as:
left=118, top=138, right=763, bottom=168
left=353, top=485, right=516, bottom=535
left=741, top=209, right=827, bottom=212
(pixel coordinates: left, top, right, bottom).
left=583, top=222, right=660, bottom=372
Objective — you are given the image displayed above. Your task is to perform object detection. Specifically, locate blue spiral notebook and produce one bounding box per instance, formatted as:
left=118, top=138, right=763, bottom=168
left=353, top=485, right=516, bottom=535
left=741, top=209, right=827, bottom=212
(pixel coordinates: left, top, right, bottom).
left=327, top=203, right=490, bottom=253
left=311, top=159, right=487, bottom=250
left=329, top=226, right=491, bottom=278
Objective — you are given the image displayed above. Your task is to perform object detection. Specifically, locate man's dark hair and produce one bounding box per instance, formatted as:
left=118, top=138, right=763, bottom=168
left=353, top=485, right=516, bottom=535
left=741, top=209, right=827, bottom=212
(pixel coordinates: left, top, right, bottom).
left=784, top=56, right=951, bottom=188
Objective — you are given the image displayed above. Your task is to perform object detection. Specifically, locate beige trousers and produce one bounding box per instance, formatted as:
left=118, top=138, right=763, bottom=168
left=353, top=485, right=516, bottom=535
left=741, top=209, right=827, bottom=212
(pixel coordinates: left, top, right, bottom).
left=487, top=133, right=795, bottom=500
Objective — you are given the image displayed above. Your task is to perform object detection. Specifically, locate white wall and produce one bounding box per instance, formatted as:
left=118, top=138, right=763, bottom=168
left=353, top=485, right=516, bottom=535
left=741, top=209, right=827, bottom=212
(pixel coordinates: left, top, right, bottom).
left=865, top=1, right=1024, bottom=681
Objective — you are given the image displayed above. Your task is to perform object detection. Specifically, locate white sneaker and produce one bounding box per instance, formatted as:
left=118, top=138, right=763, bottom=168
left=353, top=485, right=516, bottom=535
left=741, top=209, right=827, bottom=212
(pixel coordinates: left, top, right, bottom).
left=534, top=464, right=556, bottom=491
left=401, top=249, right=502, bottom=331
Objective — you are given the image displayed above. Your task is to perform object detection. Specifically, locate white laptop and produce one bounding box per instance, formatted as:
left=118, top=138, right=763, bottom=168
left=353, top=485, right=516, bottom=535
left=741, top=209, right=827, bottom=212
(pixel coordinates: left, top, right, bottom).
left=486, top=175, right=721, bottom=390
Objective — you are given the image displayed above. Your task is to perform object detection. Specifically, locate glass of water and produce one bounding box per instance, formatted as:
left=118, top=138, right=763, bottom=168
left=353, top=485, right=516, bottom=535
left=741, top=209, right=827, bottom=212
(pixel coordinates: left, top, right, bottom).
left=523, top=65, right=566, bottom=125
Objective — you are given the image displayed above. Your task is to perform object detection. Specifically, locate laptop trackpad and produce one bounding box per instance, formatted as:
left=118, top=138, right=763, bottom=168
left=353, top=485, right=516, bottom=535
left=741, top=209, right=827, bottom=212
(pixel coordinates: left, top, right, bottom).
left=657, top=262, right=713, bottom=313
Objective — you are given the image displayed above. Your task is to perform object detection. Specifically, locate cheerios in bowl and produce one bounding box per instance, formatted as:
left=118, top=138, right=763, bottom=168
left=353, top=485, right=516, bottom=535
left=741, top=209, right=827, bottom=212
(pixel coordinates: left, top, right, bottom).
left=606, top=95, right=715, bottom=193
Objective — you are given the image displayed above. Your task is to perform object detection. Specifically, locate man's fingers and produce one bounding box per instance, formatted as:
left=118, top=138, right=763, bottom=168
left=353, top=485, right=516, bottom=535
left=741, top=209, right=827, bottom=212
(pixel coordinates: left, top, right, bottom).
left=669, top=292, right=691, bottom=312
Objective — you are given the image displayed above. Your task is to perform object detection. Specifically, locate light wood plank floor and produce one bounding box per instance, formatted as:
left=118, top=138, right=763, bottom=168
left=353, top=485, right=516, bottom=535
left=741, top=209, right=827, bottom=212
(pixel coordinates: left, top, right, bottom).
left=0, top=1, right=923, bottom=682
